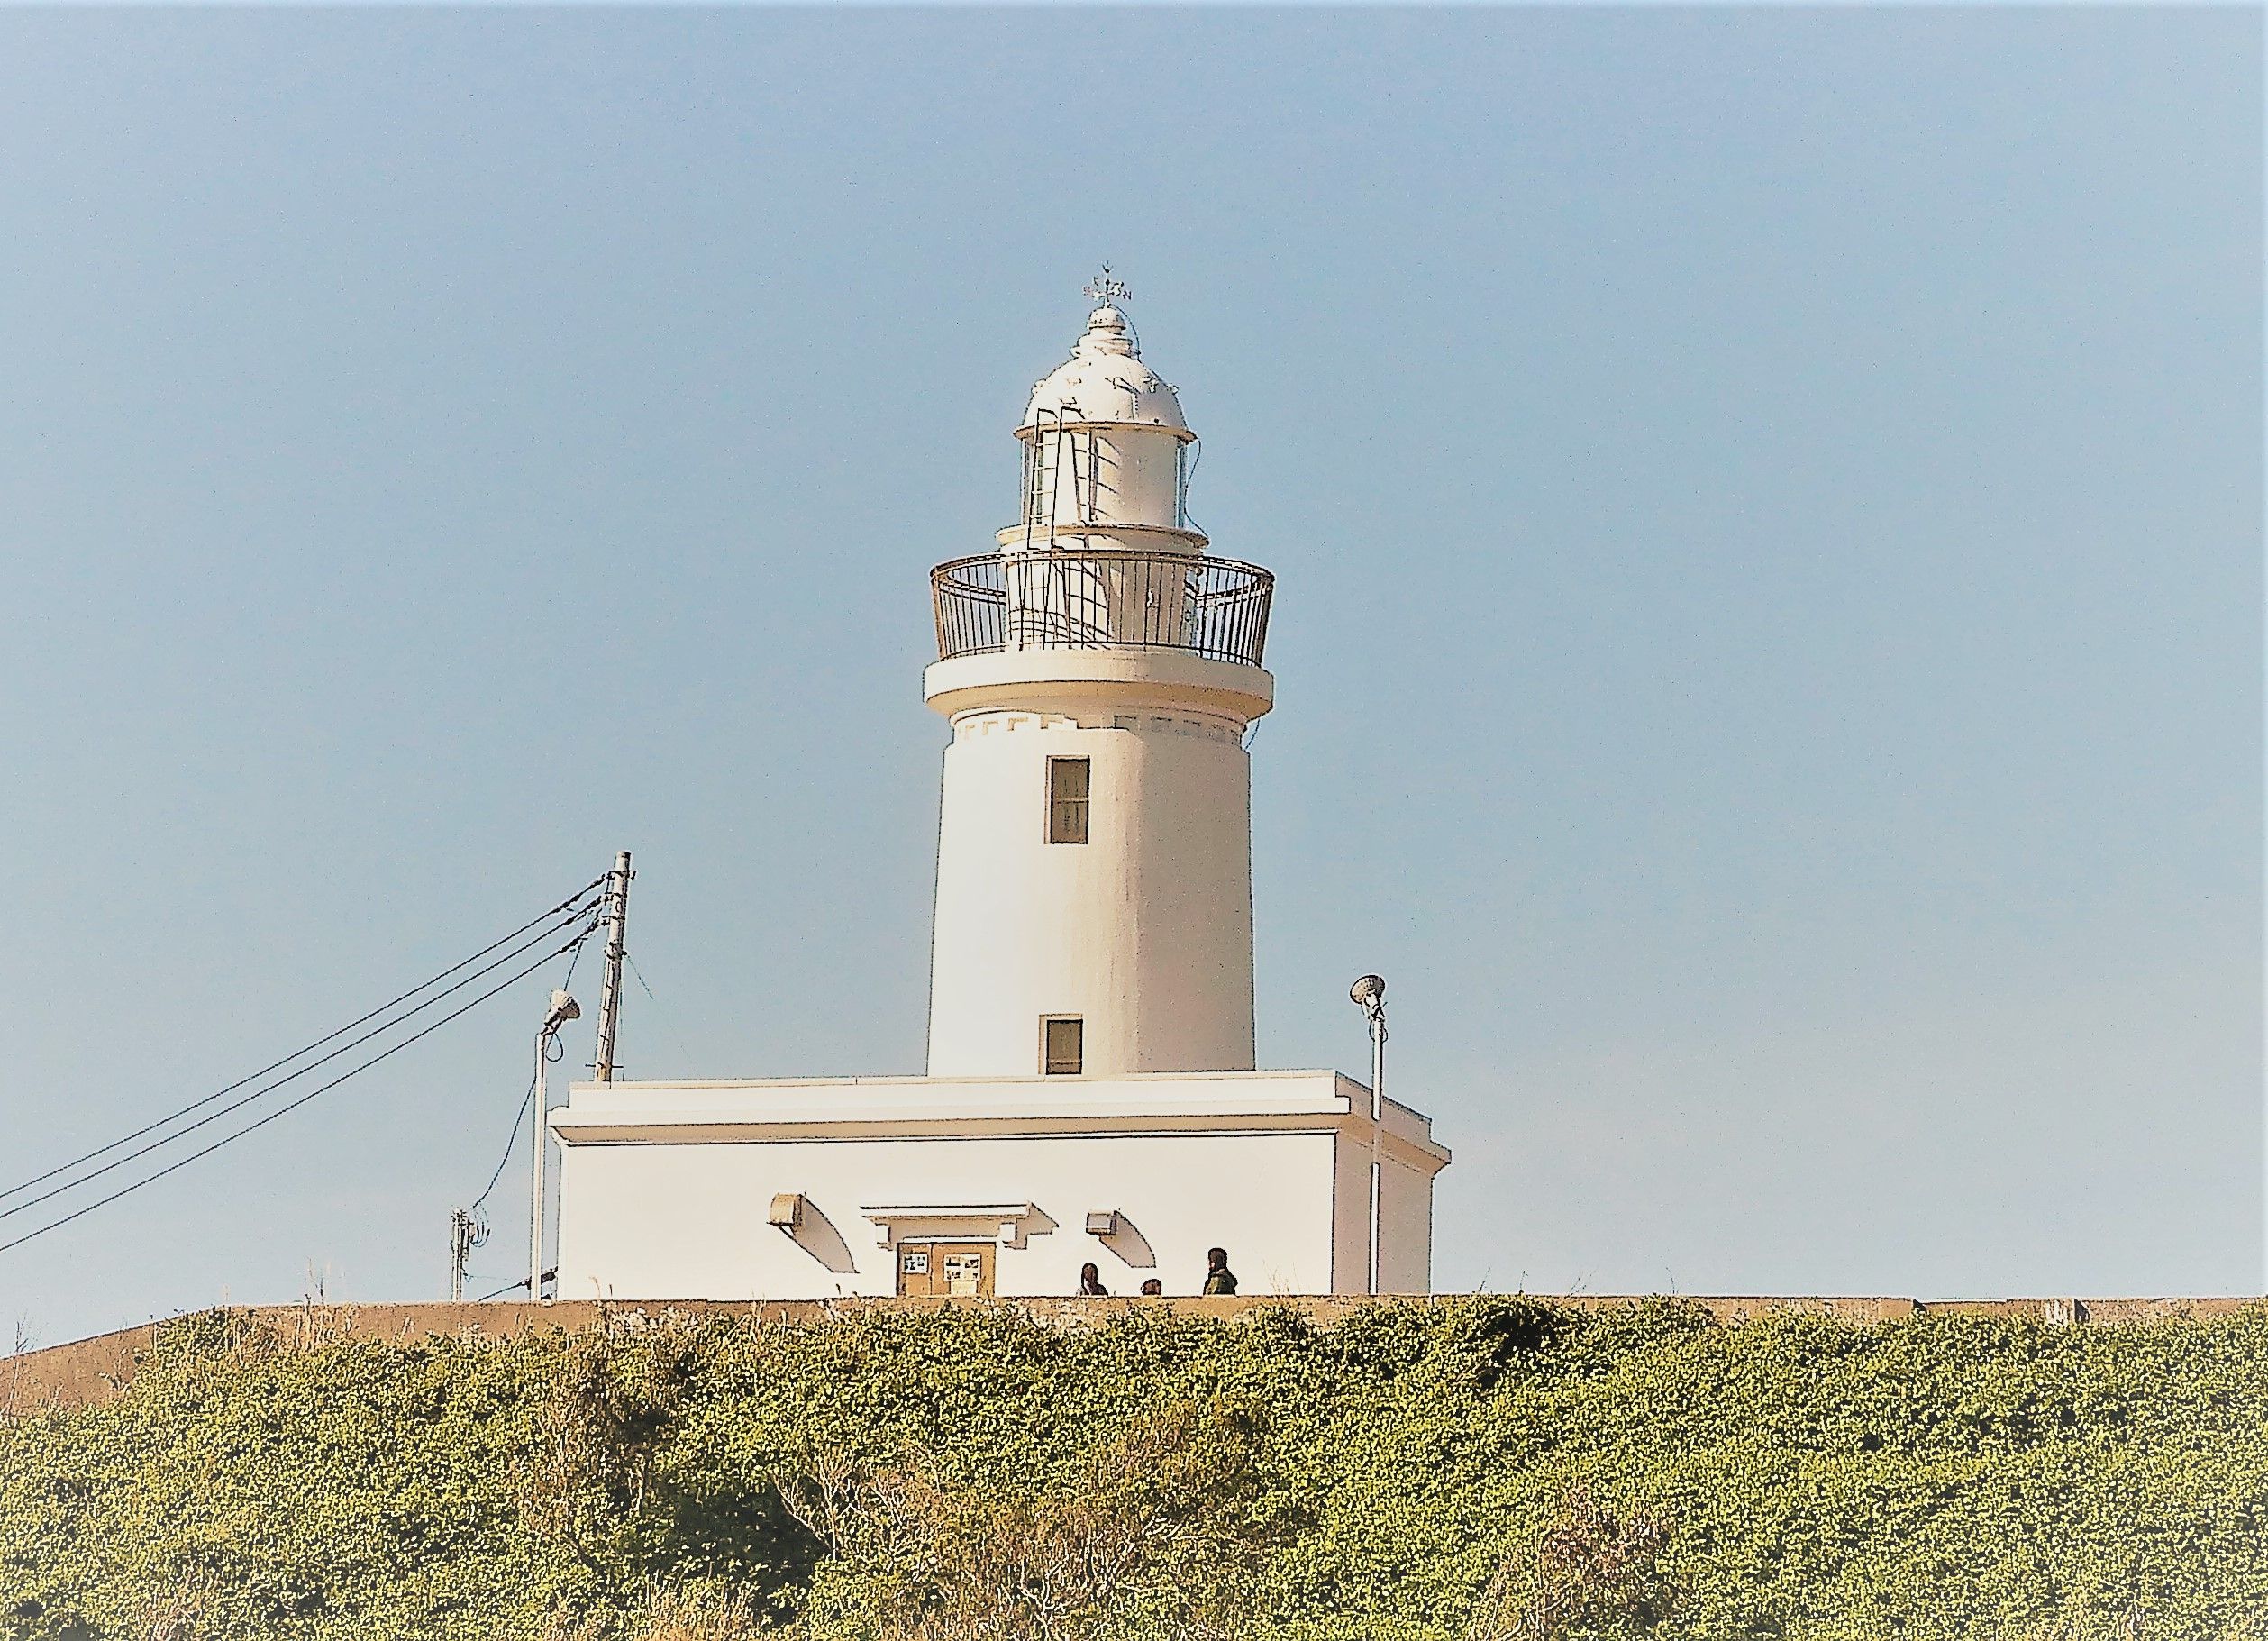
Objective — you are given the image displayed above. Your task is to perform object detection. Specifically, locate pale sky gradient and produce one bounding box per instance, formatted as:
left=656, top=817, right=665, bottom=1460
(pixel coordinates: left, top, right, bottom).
left=1, top=7, right=2259, bottom=1348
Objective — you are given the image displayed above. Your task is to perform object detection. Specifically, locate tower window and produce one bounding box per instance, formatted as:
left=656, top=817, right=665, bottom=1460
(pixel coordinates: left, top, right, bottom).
left=1043, top=1017, right=1084, bottom=1076
left=1047, top=757, right=1090, bottom=844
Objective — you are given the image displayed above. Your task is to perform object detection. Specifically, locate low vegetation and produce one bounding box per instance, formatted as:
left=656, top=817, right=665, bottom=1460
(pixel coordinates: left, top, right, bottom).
left=3, top=1300, right=2264, bottom=1639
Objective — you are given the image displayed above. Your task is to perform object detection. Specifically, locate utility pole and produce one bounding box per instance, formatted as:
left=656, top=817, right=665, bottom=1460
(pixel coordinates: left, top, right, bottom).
left=449, top=1208, right=486, bottom=1303
left=592, top=851, right=633, bottom=1083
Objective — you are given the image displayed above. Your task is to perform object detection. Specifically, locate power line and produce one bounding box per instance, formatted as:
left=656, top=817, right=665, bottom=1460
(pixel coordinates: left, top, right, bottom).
left=623, top=949, right=703, bottom=1078
left=0, top=880, right=605, bottom=1208
left=558, top=931, right=589, bottom=996
left=0, top=930, right=595, bottom=1259
left=476, top=1271, right=551, bottom=1303
left=470, top=1048, right=551, bottom=1214
left=0, top=900, right=601, bottom=1225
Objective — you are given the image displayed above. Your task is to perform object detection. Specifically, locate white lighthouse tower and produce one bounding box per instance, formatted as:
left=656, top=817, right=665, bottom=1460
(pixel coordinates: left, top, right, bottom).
left=925, top=277, right=1271, bottom=1080
left=550, top=279, right=1448, bottom=1302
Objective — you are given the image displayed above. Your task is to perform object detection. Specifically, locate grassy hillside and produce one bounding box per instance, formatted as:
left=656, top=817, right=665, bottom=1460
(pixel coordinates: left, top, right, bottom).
left=3, top=1300, right=2264, bottom=1640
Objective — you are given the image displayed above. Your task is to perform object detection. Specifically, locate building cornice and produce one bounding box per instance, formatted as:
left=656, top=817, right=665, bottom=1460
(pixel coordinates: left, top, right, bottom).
left=924, top=648, right=1273, bottom=723
left=550, top=1070, right=1451, bottom=1172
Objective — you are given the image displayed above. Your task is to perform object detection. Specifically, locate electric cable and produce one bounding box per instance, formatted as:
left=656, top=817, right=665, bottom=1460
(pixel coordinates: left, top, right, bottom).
left=0, top=928, right=595, bottom=1259
left=0, top=900, right=597, bottom=1222
left=469, top=1064, right=538, bottom=1217
left=468, top=997, right=572, bottom=1217
left=623, top=950, right=702, bottom=1078
left=0, top=880, right=605, bottom=1207
left=0, top=900, right=600, bottom=1224
left=475, top=1269, right=552, bottom=1303
left=557, top=935, right=587, bottom=997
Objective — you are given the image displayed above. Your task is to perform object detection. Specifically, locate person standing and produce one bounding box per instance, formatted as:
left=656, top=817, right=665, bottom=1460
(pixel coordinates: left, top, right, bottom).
left=1202, top=1247, right=1238, bottom=1295
left=1079, top=1262, right=1108, bottom=1296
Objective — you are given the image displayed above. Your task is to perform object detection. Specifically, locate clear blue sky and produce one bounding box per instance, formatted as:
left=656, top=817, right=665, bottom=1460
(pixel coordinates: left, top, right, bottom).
left=1, top=7, right=2258, bottom=1348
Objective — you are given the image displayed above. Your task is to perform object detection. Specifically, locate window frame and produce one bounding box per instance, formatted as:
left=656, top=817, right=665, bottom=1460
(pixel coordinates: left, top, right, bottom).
left=1046, top=755, right=1091, bottom=845
left=1042, top=1015, right=1084, bottom=1077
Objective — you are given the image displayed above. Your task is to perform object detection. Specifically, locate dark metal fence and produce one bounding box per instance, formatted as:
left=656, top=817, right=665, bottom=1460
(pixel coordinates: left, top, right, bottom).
left=932, top=549, right=1273, bottom=667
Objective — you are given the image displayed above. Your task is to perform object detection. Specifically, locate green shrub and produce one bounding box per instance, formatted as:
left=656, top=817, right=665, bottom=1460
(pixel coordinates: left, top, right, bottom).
left=2, top=1301, right=2263, bottom=1640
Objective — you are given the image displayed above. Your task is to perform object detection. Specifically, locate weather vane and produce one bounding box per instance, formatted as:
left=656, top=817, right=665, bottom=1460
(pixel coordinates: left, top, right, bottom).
left=1084, top=266, right=1133, bottom=306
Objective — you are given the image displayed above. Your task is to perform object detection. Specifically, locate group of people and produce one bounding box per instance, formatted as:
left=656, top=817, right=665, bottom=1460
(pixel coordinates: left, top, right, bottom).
left=1076, top=1245, right=1238, bottom=1298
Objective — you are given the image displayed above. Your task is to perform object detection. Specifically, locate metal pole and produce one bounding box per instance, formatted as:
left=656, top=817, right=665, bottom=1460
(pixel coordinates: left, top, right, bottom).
left=592, top=851, right=633, bottom=1083
left=1350, top=976, right=1388, bottom=1297
left=1368, top=1015, right=1385, bottom=1296
left=530, top=1028, right=547, bottom=1300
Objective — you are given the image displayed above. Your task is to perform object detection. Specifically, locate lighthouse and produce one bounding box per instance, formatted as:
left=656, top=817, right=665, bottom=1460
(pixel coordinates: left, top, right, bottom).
left=551, top=280, right=1448, bottom=1301
left=925, top=279, right=1271, bottom=1080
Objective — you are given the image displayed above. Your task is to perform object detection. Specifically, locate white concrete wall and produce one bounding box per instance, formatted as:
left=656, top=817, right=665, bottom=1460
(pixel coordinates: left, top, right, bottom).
left=1025, top=424, right=1185, bottom=541
left=1377, top=1152, right=1436, bottom=1295
left=925, top=708, right=1256, bottom=1078
left=554, top=1129, right=1336, bottom=1301
left=1327, top=1089, right=1444, bottom=1296
left=551, top=1072, right=1448, bottom=1301
left=1330, top=1131, right=1371, bottom=1296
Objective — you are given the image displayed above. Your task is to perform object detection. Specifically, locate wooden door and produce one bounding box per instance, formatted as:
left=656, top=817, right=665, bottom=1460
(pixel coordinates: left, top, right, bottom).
left=896, top=1242, right=995, bottom=1299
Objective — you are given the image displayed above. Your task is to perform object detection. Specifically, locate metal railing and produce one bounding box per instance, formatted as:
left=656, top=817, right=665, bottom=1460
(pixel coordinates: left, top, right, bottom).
left=932, top=549, right=1273, bottom=667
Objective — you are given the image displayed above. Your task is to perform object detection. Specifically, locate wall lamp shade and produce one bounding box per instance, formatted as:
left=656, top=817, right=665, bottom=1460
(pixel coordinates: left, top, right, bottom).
left=769, top=1193, right=806, bottom=1230
left=1085, top=1209, right=1122, bottom=1236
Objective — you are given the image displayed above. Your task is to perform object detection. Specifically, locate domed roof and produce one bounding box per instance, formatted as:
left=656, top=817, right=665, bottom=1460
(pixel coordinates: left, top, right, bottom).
left=1020, top=302, right=1189, bottom=435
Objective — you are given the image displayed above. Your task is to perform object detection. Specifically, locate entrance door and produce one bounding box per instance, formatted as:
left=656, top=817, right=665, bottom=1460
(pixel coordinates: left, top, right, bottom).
left=896, top=1242, right=995, bottom=1299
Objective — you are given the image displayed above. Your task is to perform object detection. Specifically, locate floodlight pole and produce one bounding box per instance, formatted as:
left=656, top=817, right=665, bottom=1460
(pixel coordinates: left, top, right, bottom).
left=1368, top=1008, right=1386, bottom=1295
left=1351, top=977, right=1388, bottom=1295
left=530, top=1025, right=549, bottom=1299
left=529, top=988, right=583, bottom=1302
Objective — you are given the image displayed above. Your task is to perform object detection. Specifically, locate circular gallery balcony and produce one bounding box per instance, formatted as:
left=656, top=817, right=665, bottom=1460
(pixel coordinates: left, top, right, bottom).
left=931, top=548, right=1274, bottom=669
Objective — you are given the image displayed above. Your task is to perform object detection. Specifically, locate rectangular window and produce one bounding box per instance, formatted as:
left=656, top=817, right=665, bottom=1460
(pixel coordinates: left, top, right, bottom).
left=1047, top=756, right=1090, bottom=844
left=1043, top=1017, right=1084, bottom=1076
